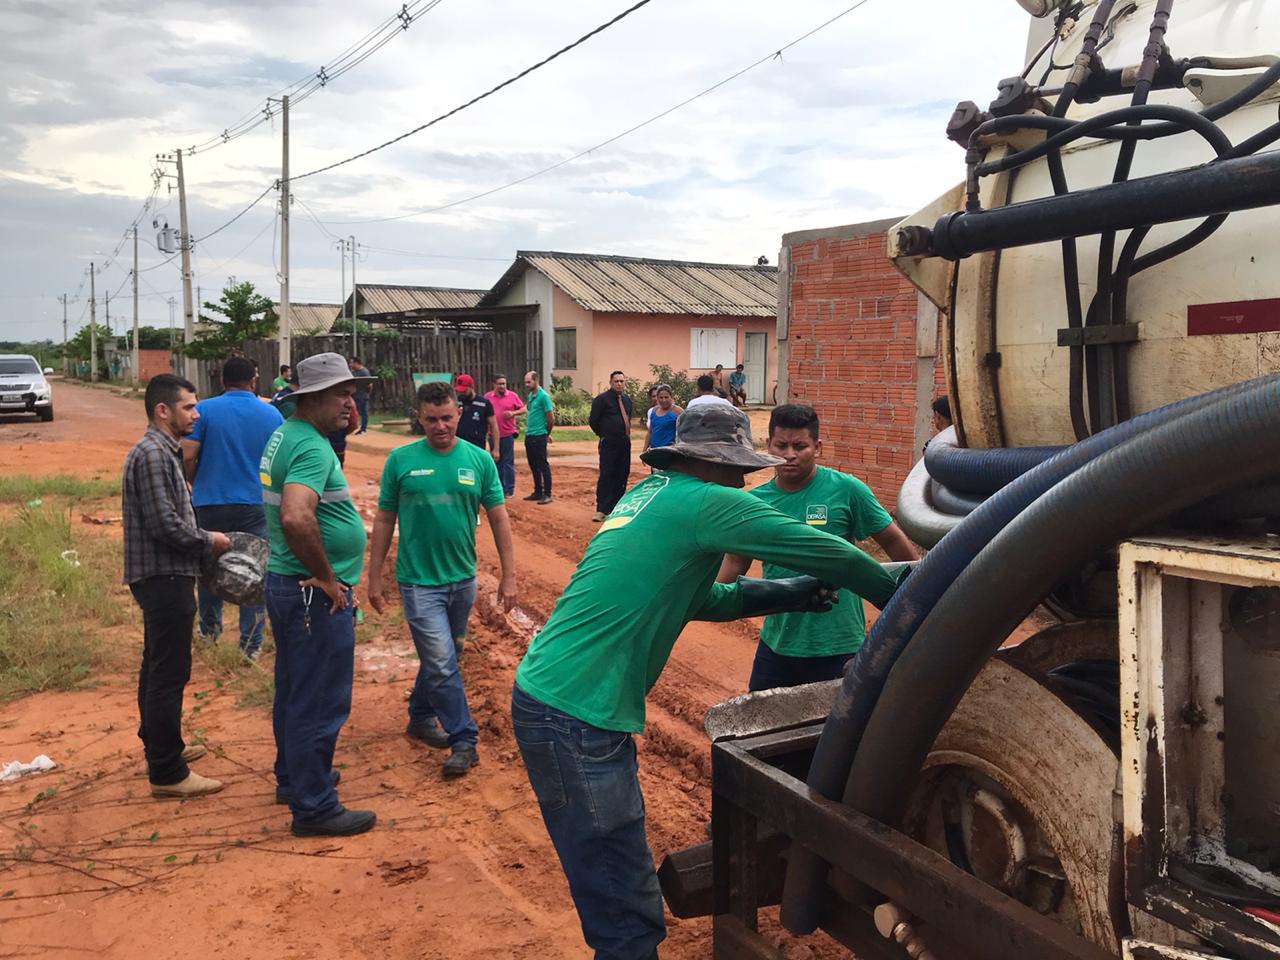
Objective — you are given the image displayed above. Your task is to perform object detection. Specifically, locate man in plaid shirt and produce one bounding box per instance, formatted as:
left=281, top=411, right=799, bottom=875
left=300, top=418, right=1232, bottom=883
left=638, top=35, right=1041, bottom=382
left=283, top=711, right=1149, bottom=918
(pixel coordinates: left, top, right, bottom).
left=122, top=374, right=230, bottom=799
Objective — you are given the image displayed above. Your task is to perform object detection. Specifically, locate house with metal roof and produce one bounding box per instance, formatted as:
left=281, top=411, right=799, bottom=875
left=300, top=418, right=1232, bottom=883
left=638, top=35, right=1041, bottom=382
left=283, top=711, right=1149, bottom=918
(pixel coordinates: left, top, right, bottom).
left=478, top=251, right=779, bottom=401
left=337, top=284, right=487, bottom=323
left=283, top=302, right=343, bottom=336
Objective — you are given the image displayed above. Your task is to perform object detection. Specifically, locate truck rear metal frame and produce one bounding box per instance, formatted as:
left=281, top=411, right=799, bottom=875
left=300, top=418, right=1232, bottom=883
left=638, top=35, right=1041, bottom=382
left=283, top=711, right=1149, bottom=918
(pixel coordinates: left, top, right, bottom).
left=708, top=724, right=1114, bottom=960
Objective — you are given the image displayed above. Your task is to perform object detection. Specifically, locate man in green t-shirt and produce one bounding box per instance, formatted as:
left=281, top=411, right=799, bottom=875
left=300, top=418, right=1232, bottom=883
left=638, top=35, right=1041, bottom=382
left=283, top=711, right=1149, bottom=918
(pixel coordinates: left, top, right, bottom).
left=719, top=403, right=918, bottom=691
left=511, top=404, right=906, bottom=959
left=260, top=352, right=376, bottom=839
left=521, top=370, right=555, bottom=504
left=367, top=380, right=518, bottom=779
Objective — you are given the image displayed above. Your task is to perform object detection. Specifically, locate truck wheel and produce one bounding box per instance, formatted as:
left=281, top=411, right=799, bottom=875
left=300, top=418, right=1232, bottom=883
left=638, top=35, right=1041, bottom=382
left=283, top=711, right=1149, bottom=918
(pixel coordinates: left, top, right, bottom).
left=899, top=658, right=1126, bottom=952
left=38, top=405, right=53, bottom=422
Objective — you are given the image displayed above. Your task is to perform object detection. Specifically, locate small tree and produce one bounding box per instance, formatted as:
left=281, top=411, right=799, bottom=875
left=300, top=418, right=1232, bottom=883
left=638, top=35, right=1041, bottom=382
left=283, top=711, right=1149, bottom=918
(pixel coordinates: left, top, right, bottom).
left=181, top=281, right=278, bottom=360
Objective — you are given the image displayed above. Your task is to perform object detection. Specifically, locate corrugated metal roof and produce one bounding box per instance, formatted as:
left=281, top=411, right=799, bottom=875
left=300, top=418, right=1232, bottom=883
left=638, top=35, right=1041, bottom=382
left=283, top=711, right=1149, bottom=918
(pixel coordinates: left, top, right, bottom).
left=282, top=302, right=341, bottom=335
left=479, top=251, right=777, bottom=317
left=350, top=285, right=486, bottom=316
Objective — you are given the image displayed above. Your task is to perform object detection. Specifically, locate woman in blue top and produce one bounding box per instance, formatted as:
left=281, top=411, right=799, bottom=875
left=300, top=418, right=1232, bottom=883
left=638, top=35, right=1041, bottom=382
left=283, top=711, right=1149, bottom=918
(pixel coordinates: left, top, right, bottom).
left=642, top=384, right=681, bottom=454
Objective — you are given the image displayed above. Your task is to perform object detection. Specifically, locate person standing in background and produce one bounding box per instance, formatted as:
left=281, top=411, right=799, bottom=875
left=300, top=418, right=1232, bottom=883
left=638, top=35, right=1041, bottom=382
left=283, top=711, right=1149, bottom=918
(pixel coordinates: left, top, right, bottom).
left=718, top=403, right=918, bottom=691
left=123, top=374, right=231, bottom=799
left=522, top=370, right=554, bottom=505
left=641, top=384, right=681, bottom=455
left=273, top=365, right=292, bottom=392
left=349, top=358, right=372, bottom=434
left=182, top=356, right=282, bottom=658
left=485, top=375, right=525, bottom=498
left=588, top=370, right=633, bottom=522
left=454, top=374, right=499, bottom=456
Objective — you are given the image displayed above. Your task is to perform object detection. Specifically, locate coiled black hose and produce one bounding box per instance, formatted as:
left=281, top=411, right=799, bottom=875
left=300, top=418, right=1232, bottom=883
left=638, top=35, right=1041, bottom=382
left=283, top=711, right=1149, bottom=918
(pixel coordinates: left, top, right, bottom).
left=779, top=375, right=1266, bottom=934
left=842, top=376, right=1280, bottom=846
left=923, top=426, right=1063, bottom=495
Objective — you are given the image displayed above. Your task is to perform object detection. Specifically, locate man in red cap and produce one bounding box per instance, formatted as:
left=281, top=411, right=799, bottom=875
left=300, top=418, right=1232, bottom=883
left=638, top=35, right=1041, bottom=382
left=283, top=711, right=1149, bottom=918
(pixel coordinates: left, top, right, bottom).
left=454, top=374, right=499, bottom=456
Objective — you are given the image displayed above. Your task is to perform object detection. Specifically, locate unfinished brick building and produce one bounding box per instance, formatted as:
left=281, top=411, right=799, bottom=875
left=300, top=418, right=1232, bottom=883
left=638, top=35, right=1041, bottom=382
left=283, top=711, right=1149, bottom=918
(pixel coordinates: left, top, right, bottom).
left=775, top=218, right=944, bottom=511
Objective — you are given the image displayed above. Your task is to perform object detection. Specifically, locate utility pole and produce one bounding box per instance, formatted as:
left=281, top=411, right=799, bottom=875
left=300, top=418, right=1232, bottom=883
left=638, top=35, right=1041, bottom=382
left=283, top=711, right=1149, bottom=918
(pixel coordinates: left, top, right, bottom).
left=104, top=290, right=110, bottom=338
left=132, top=226, right=140, bottom=390
left=277, top=94, right=291, bottom=370
left=89, top=263, right=97, bottom=383
left=338, top=237, right=348, bottom=346
left=350, top=234, right=358, bottom=360
left=175, top=148, right=196, bottom=384
left=58, top=294, right=69, bottom=375
left=168, top=297, right=177, bottom=359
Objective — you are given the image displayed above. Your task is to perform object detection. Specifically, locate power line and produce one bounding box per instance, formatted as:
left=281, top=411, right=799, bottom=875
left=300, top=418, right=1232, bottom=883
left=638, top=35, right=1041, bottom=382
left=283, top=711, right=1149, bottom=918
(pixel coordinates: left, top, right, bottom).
left=308, top=0, right=879, bottom=225
left=192, top=183, right=279, bottom=244
left=290, top=0, right=657, bottom=182
left=183, top=0, right=448, bottom=156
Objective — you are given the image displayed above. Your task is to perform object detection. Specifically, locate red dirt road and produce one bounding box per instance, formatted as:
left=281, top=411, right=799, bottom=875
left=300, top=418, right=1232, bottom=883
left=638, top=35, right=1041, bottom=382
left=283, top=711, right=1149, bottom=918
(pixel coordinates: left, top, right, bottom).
left=0, top=382, right=826, bottom=960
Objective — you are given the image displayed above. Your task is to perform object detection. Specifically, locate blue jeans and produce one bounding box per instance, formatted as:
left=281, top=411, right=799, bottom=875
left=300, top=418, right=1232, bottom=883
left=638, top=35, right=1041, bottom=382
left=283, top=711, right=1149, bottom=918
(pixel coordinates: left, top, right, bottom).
left=354, top=393, right=369, bottom=432
left=495, top=434, right=516, bottom=496
left=747, top=641, right=854, bottom=692
left=401, top=580, right=479, bottom=746
left=511, top=684, right=664, bottom=960
left=265, top=572, right=354, bottom=823
left=195, top=504, right=268, bottom=655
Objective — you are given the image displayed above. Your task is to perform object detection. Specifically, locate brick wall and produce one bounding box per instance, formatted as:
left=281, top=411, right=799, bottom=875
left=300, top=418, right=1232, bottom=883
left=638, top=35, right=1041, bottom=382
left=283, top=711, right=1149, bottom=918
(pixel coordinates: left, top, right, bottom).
left=137, top=349, right=174, bottom=382
left=780, top=220, right=943, bottom=511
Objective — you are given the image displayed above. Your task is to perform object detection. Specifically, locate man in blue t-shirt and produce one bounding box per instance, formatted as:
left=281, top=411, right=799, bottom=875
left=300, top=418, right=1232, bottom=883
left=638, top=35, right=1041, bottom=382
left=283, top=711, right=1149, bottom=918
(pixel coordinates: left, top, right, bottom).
left=182, top=356, right=283, bottom=657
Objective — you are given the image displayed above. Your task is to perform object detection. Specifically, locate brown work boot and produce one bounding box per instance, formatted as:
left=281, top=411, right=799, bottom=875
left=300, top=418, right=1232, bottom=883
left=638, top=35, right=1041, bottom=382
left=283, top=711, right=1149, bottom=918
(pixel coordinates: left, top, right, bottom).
left=181, top=744, right=207, bottom=762
left=151, top=771, right=224, bottom=799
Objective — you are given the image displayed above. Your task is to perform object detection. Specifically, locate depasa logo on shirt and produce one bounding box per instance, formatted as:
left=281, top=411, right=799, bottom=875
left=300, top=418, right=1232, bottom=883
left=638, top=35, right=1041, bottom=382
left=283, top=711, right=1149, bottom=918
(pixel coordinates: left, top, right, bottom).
left=805, top=504, right=828, bottom=526
left=600, top=475, right=668, bottom=532
left=457, top=468, right=476, bottom=486
left=409, top=468, right=435, bottom=477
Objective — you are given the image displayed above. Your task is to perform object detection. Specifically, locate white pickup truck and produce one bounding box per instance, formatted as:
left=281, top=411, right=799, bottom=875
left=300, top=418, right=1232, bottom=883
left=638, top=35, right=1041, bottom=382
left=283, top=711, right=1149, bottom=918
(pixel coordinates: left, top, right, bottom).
left=0, top=354, right=54, bottom=421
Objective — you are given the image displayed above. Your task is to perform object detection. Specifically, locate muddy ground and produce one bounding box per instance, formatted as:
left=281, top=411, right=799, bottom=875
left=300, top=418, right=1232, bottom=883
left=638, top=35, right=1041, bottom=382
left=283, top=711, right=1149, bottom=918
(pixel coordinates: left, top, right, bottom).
left=0, top=381, right=859, bottom=960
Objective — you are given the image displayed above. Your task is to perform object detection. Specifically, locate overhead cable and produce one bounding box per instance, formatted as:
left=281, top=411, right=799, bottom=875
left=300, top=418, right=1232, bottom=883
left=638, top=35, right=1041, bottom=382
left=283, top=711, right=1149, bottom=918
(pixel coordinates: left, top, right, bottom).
left=289, top=0, right=657, bottom=182
left=192, top=183, right=279, bottom=244
left=311, top=0, right=878, bottom=224
left=184, top=0, right=447, bottom=156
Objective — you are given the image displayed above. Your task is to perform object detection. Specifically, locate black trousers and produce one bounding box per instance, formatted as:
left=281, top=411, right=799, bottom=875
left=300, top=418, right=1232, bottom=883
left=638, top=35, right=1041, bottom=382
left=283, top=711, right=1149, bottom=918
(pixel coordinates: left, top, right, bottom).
left=525, top=434, right=552, bottom=497
left=596, top=438, right=632, bottom=514
left=130, top=575, right=197, bottom=785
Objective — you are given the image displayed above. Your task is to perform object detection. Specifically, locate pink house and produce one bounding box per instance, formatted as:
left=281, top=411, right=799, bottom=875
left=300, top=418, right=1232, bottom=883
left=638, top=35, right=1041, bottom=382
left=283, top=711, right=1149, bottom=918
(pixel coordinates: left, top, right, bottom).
left=478, top=251, right=779, bottom=402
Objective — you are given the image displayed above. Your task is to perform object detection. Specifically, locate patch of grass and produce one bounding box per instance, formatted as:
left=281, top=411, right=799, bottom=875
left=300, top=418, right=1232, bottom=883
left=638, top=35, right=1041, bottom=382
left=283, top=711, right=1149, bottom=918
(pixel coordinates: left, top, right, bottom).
left=193, top=636, right=275, bottom=709
left=0, top=506, right=119, bottom=700
left=0, top=474, right=121, bottom=504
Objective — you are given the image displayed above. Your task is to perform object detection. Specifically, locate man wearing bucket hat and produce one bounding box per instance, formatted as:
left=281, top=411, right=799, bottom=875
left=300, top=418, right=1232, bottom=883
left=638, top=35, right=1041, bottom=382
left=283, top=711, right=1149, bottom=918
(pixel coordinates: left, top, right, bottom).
left=510, top=404, right=908, bottom=959
left=259, top=352, right=377, bottom=837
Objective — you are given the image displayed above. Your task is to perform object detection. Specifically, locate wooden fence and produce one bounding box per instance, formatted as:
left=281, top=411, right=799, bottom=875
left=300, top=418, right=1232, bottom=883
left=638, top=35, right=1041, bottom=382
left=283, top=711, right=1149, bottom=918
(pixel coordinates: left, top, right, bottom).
left=207, top=328, right=542, bottom=413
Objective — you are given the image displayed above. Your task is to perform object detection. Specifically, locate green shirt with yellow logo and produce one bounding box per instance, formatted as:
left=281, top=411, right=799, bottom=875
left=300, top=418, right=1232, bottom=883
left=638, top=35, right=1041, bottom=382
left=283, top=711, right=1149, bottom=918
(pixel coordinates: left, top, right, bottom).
left=514, top=470, right=897, bottom=733
left=260, top=419, right=367, bottom=586
left=752, top=465, right=892, bottom=658
left=377, top=438, right=504, bottom=586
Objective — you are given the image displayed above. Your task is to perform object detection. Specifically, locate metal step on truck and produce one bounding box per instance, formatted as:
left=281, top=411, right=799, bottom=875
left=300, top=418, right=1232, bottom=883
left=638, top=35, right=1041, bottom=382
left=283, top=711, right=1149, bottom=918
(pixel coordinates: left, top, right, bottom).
left=659, top=2, right=1280, bottom=957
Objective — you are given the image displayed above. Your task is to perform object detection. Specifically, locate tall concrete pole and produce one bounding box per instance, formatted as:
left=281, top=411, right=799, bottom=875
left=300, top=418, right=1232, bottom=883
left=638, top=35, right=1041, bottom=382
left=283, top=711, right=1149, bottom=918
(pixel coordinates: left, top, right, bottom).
left=278, top=94, right=291, bottom=370
left=339, top=237, right=347, bottom=344
left=59, top=294, right=69, bottom=375
left=89, top=263, right=97, bottom=383
left=175, top=148, right=196, bottom=383
left=349, top=235, right=358, bottom=360
left=132, top=226, right=140, bottom=389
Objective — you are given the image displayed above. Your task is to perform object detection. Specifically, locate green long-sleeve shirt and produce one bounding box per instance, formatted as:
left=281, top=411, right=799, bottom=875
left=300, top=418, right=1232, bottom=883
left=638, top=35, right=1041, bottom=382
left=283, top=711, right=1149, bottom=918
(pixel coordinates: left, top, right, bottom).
left=514, top=470, right=897, bottom=732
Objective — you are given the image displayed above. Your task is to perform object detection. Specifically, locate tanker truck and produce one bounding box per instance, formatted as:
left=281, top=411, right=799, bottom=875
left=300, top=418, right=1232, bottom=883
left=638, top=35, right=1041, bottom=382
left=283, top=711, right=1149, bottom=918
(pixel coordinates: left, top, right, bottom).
left=657, top=2, right=1280, bottom=957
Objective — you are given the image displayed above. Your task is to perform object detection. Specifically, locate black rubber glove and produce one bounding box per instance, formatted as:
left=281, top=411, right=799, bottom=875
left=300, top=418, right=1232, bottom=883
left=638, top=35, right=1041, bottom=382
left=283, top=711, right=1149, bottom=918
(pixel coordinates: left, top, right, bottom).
left=737, top=575, right=839, bottom=618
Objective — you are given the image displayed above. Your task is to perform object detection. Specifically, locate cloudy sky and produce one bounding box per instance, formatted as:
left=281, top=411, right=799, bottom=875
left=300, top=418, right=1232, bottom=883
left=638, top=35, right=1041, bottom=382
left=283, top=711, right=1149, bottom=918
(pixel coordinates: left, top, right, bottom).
left=2, top=0, right=1031, bottom=341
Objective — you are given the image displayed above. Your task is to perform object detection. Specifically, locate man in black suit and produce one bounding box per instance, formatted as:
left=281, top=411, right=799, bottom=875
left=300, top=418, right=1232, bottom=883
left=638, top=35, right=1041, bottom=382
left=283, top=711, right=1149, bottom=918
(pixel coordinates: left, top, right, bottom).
left=588, top=370, right=633, bottom=522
